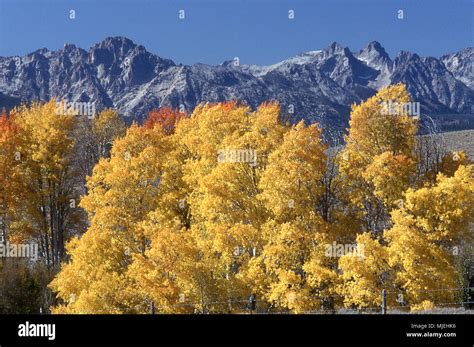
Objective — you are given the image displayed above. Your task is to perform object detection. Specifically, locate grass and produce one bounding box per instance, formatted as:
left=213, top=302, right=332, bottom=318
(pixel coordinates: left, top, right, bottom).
left=437, top=129, right=474, bottom=159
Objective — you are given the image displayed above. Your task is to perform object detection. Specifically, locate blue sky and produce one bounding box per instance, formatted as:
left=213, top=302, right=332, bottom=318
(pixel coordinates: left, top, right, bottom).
left=0, top=0, right=472, bottom=65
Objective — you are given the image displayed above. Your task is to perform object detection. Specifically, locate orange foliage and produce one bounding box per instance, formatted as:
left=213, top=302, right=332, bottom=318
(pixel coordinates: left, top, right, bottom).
left=0, top=110, right=25, bottom=238
left=0, top=111, right=18, bottom=143
left=143, top=107, right=186, bottom=134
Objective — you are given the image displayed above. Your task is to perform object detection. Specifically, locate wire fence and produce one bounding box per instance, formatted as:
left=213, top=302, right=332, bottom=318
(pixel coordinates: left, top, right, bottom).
left=385, top=287, right=473, bottom=294
left=145, top=287, right=474, bottom=315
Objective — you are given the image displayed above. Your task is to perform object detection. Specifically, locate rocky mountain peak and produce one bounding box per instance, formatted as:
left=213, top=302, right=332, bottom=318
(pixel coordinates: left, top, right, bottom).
left=358, top=41, right=391, bottom=69
left=0, top=38, right=471, bottom=133
left=441, top=47, right=473, bottom=88
left=95, top=36, right=137, bottom=52
left=323, top=42, right=353, bottom=58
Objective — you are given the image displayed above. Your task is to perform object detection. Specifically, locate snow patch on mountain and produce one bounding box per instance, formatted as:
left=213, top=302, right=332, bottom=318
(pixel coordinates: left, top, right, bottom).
left=0, top=37, right=472, bottom=131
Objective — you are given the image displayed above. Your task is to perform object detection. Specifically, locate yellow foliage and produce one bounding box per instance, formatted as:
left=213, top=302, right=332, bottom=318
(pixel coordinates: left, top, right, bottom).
left=48, top=89, right=473, bottom=314
left=338, top=83, right=418, bottom=233
left=338, top=232, right=393, bottom=309
left=259, top=121, right=326, bottom=222
left=363, top=151, right=415, bottom=206
left=385, top=165, right=474, bottom=309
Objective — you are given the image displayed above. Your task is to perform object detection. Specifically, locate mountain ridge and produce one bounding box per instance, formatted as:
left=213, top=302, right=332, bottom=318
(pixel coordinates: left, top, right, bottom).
left=0, top=37, right=472, bottom=132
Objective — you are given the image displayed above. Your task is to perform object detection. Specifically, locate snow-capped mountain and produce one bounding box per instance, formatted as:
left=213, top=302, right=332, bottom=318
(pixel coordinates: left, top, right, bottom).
left=441, top=48, right=473, bottom=89
left=0, top=37, right=472, bottom=132
left=355, top=41, right=393, bottom=90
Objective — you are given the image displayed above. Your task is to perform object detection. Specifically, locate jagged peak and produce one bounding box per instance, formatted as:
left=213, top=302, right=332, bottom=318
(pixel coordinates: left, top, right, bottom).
left=357, top=41, right=391, bottom=69
left=63, top=43, right=77, bottom=50
left=329, top=41, right=344, bottom=50
left=221, top=59, right=239, bottom=68
left=98, top=36, right=137, bottom=47
left=360, top=41, right=389, bottom=58
left=396, top=50, right=417, bottom=58
left=323, top=42, right=354, bottom=58
left=60, top=43, right=88, bottom=57
left=365, top=41, right=383, bottom=51
left=27, top=48, right=49, bottom=57
left=441, top=47, right=474, bottom=59
left=90, top=36, right=142, bottom=58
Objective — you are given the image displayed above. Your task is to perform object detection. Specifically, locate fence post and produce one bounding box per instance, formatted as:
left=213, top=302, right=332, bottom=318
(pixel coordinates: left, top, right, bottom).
left=150, top=301, right=155, bottom=315
left=248, top=294, right=256, bottom=315
left=381, top=289, right=387, bottom=314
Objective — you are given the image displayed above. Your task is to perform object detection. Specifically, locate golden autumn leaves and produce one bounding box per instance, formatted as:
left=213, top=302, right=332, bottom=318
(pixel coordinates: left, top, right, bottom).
left=8, top=84, right=471, bottom=314
left=0, top=103, right=126, bottom=267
